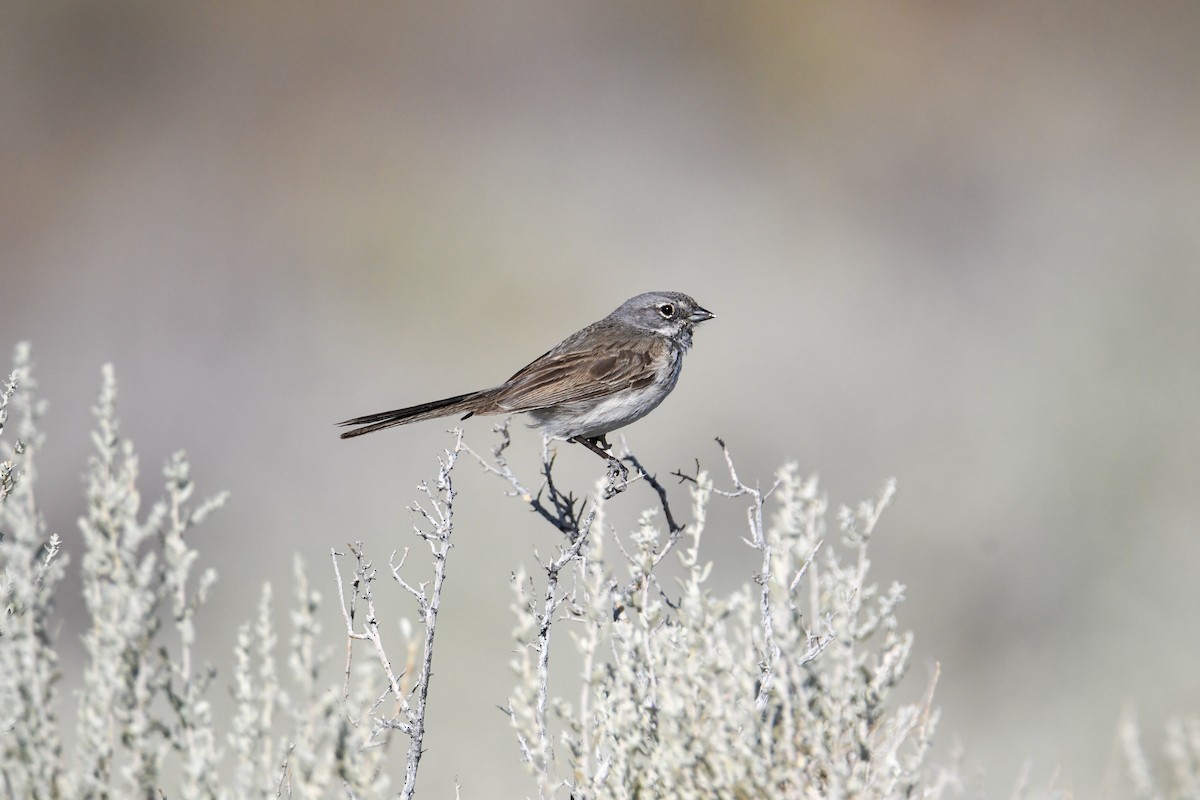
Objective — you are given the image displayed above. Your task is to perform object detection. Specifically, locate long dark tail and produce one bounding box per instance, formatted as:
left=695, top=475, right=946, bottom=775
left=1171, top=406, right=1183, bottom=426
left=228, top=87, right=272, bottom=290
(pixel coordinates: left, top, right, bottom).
left=337, top=391, right=487, bottom=439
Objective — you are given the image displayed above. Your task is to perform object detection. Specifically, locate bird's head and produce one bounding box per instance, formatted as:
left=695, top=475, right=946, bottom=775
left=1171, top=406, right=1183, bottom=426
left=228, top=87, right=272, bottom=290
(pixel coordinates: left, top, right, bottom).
left=611, top=291, right=714, bottom=349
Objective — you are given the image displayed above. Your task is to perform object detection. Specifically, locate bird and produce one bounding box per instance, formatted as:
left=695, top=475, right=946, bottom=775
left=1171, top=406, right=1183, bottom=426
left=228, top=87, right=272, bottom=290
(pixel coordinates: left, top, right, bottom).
left=337, top=291, right=714, bottom=460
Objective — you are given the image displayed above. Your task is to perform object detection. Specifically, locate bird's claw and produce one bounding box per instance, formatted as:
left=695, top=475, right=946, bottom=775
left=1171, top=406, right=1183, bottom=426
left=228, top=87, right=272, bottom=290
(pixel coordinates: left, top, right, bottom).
left=603, top=457, right=630, bottom=498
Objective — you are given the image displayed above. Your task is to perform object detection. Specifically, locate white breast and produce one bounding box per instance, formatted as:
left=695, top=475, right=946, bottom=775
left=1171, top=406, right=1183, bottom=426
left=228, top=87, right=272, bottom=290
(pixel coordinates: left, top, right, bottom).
left=530, top=348, right=683, bottom=440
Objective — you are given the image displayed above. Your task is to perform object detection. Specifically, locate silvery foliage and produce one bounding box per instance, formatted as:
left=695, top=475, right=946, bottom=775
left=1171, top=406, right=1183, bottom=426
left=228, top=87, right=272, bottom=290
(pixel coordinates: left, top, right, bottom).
left=497, top=434, right=953, bottom=799
left=3, top=343, right=1196, bottom=798
left=0, top=346, right=389, bottom=799
left=1121, top=713, right=1200, bottom=800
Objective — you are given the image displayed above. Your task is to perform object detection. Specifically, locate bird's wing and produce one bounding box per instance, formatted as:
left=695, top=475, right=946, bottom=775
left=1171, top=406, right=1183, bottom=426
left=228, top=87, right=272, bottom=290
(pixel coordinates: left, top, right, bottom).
left=492, top=335, right=666, bottom=412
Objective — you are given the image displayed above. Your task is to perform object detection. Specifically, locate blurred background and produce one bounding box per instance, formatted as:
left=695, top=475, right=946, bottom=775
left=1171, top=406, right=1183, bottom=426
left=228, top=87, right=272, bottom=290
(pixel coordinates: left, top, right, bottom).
left=3, top=1, right=1198, bottom=795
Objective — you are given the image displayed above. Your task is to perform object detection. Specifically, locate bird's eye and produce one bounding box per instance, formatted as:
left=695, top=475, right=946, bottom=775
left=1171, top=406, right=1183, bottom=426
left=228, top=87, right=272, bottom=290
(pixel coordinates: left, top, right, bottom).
left=658, top=303, right=675, bottom=318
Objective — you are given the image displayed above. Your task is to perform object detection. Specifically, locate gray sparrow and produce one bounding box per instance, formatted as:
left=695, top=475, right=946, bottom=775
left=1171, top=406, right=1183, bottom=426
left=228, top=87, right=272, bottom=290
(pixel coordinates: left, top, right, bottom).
left=337, top=291, right=714, bottom=459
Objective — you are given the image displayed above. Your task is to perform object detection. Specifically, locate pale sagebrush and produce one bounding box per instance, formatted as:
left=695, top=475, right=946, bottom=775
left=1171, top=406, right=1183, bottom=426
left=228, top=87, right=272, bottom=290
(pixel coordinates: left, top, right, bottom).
left=1120, top=712, right=1200, bottom=800
left=73, top=363, right=229, bottom=797
left=330, top=436, right=462, bottom=800
left=232, top=560, right=390, bottom=800
left=0, top=348, right=388, bottom=799
left=5, top=344, right=1195, bottom=799
left=0, top=342, right=68, bottom=799
left=480, top=431, right=959, bottom=799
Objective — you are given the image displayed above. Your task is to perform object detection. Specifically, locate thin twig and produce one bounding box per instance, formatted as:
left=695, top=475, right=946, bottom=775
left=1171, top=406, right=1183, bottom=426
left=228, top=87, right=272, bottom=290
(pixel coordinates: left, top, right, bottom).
left=703, top=437, right=782, bottom=709
left=330, top=431, right=465, bottom=800
left=620, top=448, right=682, bottom=534
left=397, top=432, right=462, bottom=799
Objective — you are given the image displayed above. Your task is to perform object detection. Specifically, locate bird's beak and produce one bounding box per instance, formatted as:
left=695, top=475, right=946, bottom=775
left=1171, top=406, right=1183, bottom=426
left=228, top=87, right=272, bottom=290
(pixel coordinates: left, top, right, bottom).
left=689, top=306, right=715, bottom=323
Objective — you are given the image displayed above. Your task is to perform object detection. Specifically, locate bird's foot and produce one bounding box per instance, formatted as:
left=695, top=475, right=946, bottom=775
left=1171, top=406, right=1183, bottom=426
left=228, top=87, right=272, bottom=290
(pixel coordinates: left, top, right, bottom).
left=570, top=435, right=629, bottom=497
left=603, top=457, right=630, bottom=497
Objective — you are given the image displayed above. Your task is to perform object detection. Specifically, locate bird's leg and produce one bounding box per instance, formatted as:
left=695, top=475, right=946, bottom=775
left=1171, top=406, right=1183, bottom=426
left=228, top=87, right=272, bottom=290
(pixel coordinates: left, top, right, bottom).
left=569, top=435, right=613, bottom=460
